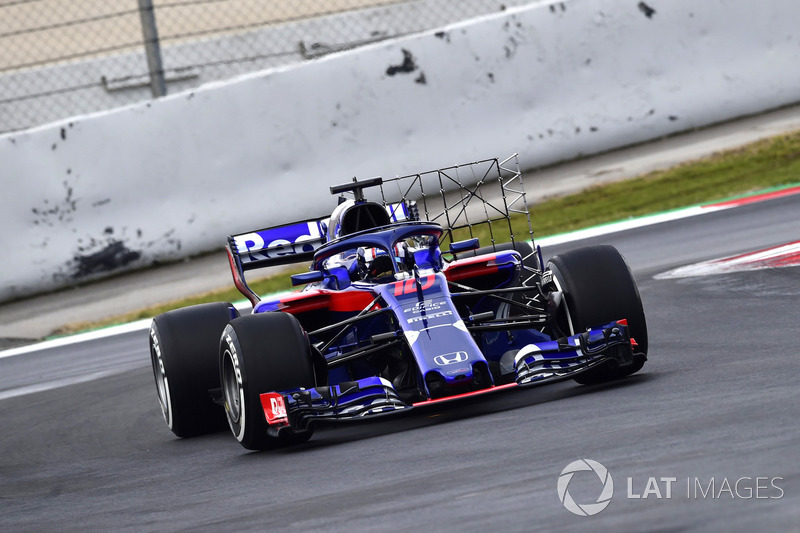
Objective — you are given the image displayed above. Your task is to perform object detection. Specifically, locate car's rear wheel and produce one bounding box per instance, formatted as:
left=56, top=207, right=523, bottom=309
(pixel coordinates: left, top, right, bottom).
left=546, top=245, right=648, bottom=384
left=220, top=312, right=316, bottom=451
left=149, top=302, right=238, bottom=437
left=470, top=240, right=539, bottom=314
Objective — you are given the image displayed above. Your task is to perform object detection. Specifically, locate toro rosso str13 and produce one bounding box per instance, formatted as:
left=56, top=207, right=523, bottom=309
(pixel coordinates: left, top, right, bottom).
left=149, top=156, right=648, bottom=450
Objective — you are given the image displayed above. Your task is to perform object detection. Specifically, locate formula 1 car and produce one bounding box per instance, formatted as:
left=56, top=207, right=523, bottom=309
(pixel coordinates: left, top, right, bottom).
left=149, top=156, right=648, bottom=450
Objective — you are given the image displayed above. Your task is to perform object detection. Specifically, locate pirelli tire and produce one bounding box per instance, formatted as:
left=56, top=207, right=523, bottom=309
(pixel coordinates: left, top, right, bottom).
left=220, top=312, right=316, bottom=451
left=546, top=245, right=648, bottom=385
left=149, top=302, right=238, bottom=437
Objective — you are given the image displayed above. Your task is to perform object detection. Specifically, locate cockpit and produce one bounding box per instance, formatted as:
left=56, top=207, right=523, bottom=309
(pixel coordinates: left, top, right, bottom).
left=311, top=223, right=443, bottom=290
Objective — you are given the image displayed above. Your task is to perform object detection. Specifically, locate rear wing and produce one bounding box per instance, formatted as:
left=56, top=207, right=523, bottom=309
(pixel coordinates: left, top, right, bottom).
left=229, top=219, right=327, bottom=270
left=226, top=203, right=416, bottom=306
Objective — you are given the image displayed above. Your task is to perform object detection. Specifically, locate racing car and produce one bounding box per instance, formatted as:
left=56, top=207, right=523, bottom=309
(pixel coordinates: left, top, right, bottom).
left=149, top=155, right=648, bottom=450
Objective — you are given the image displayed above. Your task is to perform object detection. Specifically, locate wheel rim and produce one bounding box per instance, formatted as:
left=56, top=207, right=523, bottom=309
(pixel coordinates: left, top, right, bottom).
left=222, top=349, right=242, bottom=424
left=551, top=273, right=576, bottom=336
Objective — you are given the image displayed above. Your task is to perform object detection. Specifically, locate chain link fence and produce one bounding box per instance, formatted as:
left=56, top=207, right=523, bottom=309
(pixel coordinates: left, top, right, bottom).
left=1, top=0, right=537, bottom=134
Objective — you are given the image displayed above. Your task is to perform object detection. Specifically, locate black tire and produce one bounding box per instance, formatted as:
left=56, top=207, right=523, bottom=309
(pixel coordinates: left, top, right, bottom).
left=149, top=302, right=238, bottom=437
left=219, top=312, right=316, bottom=451
left=546, top=245, right=647, bottom=384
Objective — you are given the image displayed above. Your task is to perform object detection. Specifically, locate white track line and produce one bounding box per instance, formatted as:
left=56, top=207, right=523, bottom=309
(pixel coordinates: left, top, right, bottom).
left=0, top=319, right=153, bottom=359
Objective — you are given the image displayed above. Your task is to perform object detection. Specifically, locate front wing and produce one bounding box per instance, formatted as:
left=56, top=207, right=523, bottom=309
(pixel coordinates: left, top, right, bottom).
left=260, top=320, right=641, bottom=435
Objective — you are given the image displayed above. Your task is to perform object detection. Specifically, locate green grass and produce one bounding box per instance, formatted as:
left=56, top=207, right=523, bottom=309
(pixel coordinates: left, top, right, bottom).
left=524, top=132, right=800, bottom=236
left=53, top=130, right=800, bottom=335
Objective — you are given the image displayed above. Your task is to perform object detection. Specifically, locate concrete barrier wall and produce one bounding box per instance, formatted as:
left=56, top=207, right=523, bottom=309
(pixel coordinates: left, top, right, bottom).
left=1, top=0, right=799, bottom=302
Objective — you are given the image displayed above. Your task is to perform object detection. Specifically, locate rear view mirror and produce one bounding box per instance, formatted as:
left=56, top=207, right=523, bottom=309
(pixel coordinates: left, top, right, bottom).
left=449, top=238, right=480, bottom=254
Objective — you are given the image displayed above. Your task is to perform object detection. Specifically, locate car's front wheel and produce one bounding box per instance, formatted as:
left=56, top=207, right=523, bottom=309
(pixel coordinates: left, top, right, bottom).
left=547, top=245, right=648, bottom=384
left=220, top=312, right=316, bottom=451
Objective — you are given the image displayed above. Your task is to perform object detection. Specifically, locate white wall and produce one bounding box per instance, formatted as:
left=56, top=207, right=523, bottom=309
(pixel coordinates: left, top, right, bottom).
left=1, top=0, right=799, bottom=302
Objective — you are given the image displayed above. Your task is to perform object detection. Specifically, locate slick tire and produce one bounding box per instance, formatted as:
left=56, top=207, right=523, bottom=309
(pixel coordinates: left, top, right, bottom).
left=547, top=245, right=648, bottom=385
left=219, top=312, right=316, bottom=451
left=149, top=302, right=238, bottom=437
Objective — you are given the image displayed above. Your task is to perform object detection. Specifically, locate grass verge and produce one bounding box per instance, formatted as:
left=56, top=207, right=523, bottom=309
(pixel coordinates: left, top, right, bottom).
left=53, top=131, right=800, bottom=336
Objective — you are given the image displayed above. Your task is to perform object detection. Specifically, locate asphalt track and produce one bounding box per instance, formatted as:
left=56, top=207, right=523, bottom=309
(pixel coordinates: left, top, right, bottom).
left=1, top=193, right=799, bottom=531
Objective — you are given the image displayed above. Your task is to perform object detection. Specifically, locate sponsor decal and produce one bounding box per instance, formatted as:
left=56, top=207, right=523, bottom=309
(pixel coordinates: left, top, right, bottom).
left=404, top=299, right=446, bottom=314
left=223, top=331, right=247, bottom=442
left=407, top=310, right=453, bottom=323
left=224, top=333, right=243, bottom=387
left=262, top=393, right=288, bottom=425
left=149, top=325, right=171, bottom=427
left=433, top=351, right=468, bottom=366
left=234, top=221, right=324, bottom=260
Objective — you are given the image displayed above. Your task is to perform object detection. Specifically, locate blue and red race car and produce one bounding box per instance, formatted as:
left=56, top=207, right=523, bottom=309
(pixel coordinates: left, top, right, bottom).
left=149, top=156, right=648, bottom=450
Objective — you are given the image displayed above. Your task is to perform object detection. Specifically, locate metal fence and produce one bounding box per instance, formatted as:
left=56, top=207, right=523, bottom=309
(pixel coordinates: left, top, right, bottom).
left=1, top=0, right=536, bottom=135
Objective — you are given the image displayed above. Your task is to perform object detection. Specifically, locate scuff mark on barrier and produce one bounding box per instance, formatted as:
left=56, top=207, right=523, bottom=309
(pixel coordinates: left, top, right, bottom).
left=502, top=15, right=526, bottom=59
left=638, top=2, right=656, bottom=18
left=31, top=180, right=78, bottom=227
left=386, top=49, right=417, bottom=76
left=73, top=240, right=141, bottom=278
left=504, top=37, right=519, bottom=59
left=415, top=72, right=427, bottom=85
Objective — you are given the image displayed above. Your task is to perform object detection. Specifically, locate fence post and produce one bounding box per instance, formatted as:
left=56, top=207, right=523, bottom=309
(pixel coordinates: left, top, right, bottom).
left=138, top=0, right=167, bottom=97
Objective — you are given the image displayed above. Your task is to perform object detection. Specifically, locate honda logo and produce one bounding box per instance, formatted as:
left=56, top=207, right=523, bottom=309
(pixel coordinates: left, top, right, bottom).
left=434, top=351, right=469, bottom=366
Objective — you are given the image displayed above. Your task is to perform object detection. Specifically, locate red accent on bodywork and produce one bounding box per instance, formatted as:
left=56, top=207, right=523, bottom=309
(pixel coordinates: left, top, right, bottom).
left=260, top=392, right=289, bottom=426
left=444, top=254, right=500, bottom=282
left=616, top=319, right=638, bottom=346
left=278, top=289, right=377, bottom=314
left=226, top=245, right=260, bottom=307
left=412, top=382, right=518, bottom=407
